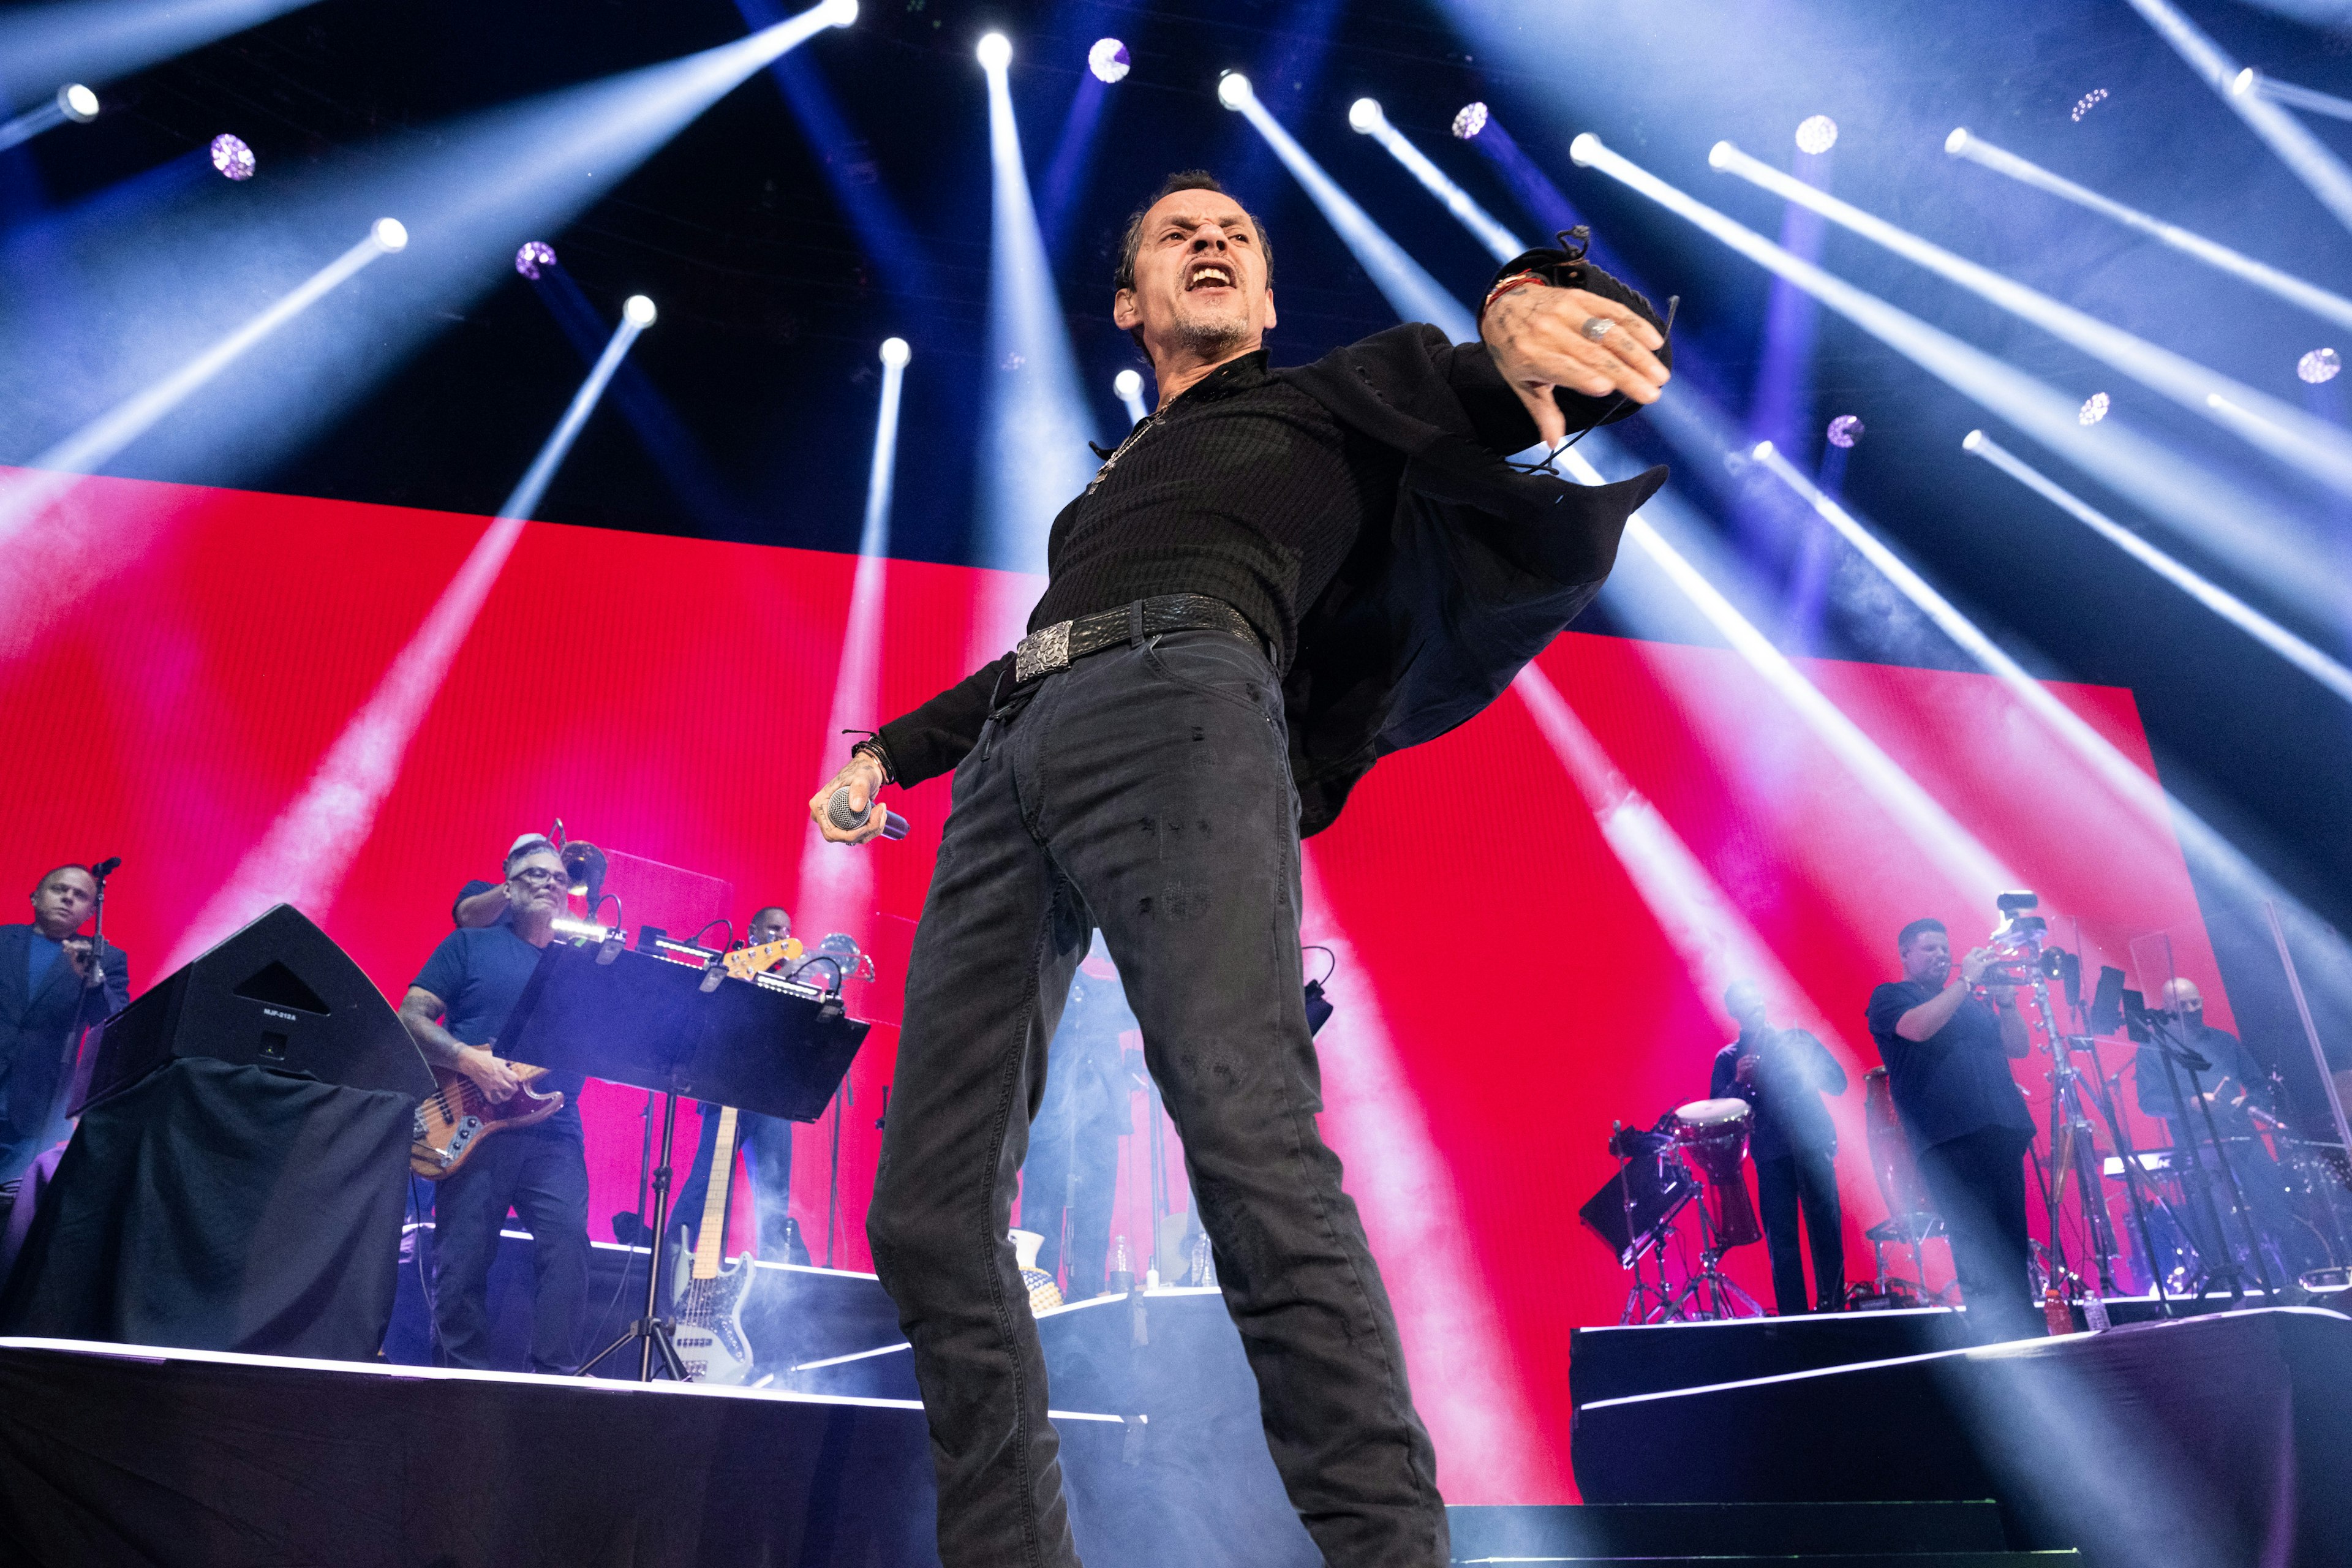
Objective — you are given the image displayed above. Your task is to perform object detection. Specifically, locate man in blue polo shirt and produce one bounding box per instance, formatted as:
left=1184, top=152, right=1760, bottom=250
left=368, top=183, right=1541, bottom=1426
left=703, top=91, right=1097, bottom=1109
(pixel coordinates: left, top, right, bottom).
left=1866, top=916, right=2039, bottom=1341
left=399, top=838, right=590, bottom=1373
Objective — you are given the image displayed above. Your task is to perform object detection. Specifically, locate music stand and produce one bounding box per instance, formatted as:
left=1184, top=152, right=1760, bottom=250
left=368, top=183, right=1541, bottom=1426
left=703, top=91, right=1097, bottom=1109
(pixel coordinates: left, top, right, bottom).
left=496, top=938, right=869, bottom=1381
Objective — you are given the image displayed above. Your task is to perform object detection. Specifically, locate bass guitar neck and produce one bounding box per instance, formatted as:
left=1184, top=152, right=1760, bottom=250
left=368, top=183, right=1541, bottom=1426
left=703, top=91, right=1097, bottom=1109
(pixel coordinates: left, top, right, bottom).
left=411, top=1061, right=565, bottom=1180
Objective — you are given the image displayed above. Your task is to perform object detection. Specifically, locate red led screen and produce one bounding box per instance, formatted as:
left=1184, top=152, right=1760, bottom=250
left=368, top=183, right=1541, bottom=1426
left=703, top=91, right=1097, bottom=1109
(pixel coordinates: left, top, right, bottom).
left=0, top=470, right=2221, bottom=1503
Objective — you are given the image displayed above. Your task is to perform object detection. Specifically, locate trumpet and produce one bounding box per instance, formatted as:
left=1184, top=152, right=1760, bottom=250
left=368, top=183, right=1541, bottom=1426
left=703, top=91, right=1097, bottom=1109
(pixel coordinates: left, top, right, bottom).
left=1977, top=912, right=2049, bottom=989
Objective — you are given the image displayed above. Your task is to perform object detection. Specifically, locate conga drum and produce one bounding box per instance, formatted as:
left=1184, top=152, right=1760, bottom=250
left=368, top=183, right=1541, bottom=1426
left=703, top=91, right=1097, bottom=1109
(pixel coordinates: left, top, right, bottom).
left=1863, top=1066, right=1936, bottom=1222
left=1673, top=1097, right=1763, bottom=1248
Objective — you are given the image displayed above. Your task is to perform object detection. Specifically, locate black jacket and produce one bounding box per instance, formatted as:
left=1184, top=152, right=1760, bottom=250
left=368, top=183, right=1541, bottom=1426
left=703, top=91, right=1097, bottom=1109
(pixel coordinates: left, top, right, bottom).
left=0, top=925, right=130, bottom=1152
left=877, top=248, right=1668, bottom=835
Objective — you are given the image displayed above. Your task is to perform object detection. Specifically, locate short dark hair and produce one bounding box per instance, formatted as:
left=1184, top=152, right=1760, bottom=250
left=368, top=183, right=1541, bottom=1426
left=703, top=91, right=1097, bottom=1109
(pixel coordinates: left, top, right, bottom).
left=32, top=864, right=91, bottom=895
left=1897, top=918, right=1947, bottom=951
left=750, top=906, right=790, bottom=929
left=1112, top=170, right=1273, bottom=293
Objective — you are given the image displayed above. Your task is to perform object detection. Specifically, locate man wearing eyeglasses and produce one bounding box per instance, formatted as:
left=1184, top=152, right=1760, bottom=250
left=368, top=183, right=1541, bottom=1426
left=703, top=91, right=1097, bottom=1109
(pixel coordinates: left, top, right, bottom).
left=398, top=839, right=590, bottom=1373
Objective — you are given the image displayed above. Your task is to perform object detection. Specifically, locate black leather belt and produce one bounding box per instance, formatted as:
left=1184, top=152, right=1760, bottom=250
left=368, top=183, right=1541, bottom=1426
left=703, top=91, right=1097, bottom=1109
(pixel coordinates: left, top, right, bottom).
left=1010, top=594, right=1259, bottom=684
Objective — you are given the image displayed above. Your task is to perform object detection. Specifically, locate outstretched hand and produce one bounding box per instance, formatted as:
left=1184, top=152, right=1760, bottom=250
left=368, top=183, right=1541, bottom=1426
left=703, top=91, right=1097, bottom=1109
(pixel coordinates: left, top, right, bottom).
left=810, top=752, right=891, bottom=845
left=1480, top=285, right=1669, bottom=448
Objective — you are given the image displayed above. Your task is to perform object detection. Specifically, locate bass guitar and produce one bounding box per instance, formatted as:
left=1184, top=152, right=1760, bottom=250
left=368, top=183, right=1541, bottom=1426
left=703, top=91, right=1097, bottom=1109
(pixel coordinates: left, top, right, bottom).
left=671, top=1103, right=758, bottom=1385
left=411, top=1058, right=567, bottom=1180
left=723, top=936, right=802, bottom=981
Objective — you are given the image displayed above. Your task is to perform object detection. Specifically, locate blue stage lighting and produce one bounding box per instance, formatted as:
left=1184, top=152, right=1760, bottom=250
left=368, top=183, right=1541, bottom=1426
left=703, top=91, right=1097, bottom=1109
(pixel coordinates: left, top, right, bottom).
left=369, top=216, right=407, bottom=252
left=209, top=132, right=254, bottom=181
left=622, top=293, right=657, bottom=327
left=1571, top=130, right=2340, bottom=630
left=976, top=20, right=1093, bottom=606
left=1946, top=127, right=2352, bottom=334
left=0, top=83, right=100, bottom=152
left=1088, top=38, right=1129, bottom=83
left=0, top=0, right=325, bottom=116
left=1227, top=83, right=1472, bottom=337
left=2132, top=0, right=2352, bottom=237
left=1826, top=414, right=1861, bottom=448
left=514, top=240, right=557, bottom=279
left=1793, top=114, right=1838, bottom=154
left=500, top=306, right=652, bottom=524
left=1114, top=368, right=1147, bottom=424
left=1711, top=136, right=2352, bottom=499
left=1964, top=429, right=2352, bottom=709
left=1452, top=102, right=1487, bottom=140
left=1351, top=98, right=1526, bottom=263
left=2301, top=348, right=2342, bottom=384
left=2079, top=393, right=2110, bottom=424
left=59, top=83, right=97, bottom=121
left=880, top=335, right=910, bottom=369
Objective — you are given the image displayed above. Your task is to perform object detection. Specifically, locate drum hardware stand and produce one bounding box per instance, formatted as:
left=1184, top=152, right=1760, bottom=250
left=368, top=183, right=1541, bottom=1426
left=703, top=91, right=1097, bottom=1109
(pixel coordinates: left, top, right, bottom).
left=1667, top=1196, right=1761, bottom=1321
left=1856, top=1212, right=1950, bottom=1309
left=1616, top=1150, right=1681, bottom=1325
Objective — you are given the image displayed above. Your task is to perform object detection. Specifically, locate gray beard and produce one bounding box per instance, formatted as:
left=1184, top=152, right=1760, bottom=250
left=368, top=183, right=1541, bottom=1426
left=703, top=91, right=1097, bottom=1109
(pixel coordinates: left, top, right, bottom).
left=1164, top=307, right=1253, bottom=360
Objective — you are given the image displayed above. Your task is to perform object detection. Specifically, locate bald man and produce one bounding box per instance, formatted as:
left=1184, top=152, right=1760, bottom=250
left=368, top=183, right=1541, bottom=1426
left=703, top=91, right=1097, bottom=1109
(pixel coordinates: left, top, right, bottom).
left=1, top=866, right=130, bottom=1185
left=2136, top=979, right=2269, bottom=1139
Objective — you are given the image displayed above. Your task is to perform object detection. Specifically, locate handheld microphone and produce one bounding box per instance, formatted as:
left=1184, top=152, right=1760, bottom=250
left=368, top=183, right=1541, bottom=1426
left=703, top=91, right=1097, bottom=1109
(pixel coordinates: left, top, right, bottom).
left=827, top=787, right=908, bottom=841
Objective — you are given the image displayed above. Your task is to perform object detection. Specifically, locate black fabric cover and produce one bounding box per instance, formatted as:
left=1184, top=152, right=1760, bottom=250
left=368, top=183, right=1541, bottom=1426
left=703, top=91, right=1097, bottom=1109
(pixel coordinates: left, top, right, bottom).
left=0, top=1057, right=412, bottom=1359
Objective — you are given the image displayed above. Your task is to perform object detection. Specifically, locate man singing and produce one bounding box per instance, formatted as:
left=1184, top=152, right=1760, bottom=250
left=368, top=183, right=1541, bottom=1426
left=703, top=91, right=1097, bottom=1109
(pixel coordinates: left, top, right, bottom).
left=399, top=839, right=591, bottom=1373
left=1711, top=980, right=1845, bottom=1315
left=1866, top=918, right=2038, bottom=1341
left=1, top=865, right=129, bottom=1186
left=810, top=170, right=1670, bottom=1566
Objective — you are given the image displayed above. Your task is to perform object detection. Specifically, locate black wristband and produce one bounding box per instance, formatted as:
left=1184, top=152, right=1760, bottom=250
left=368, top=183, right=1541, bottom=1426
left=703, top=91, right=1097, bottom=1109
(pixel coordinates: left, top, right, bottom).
left=851, top=737, right=895, bottom=785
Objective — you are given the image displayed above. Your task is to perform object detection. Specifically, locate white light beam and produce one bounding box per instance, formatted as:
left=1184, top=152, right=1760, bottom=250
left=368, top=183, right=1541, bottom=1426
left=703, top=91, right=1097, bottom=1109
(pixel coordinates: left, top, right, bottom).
left=1945, top=127, right=2352, bottom=334
left=1713, top=139, right=2352, bottom=495
left=1349, top=97, right=1526, bottom=263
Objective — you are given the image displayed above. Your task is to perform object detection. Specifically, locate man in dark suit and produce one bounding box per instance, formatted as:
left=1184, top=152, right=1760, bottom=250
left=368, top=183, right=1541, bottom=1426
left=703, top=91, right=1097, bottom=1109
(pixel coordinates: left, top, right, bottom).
left=1711, top=980, right=1846, bottom=1314
left=1, top=865, right=130, bottom=1185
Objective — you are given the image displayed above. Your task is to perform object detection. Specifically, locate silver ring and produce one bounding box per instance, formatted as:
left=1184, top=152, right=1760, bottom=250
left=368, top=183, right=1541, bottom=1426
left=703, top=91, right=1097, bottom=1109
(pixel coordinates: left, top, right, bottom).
left=1580, top=315, right=1615, bottom=342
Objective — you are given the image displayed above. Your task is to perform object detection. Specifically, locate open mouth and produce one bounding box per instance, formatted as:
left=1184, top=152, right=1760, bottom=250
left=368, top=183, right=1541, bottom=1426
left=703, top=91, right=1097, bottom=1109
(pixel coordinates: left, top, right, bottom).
left=1185, top=261, right=1235, bottom=292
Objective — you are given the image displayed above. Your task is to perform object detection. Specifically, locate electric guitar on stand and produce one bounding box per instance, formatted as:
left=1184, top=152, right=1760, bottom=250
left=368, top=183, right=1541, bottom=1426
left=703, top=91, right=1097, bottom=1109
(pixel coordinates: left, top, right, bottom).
left=671, top=1104, right=757, bottom=1385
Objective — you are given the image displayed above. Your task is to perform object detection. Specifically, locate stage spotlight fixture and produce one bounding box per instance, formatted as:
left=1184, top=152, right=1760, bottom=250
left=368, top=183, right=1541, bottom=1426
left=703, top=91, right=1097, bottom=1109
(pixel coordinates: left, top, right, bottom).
left=1945, top=127, right=2352, bottom=333
left=2080, top=391, right=2111, bottom=424
left=1750, top=439, right=1774, bottom=461
left=1709, top=136, right=2352, bottom=496
left=1349, top=97, right=1384, bottom=134
left=209, top=134, right=255, bottom=181
left=2071, top=88, right=2109, bottom=123
left=2301, top=347, right=2342, bottom=383
left=880, top=335, right=910, bottom=367
left=58, top=84, right=99, bottom=123
left=514, top=241, right=557, bottom=279
left=1826, top=413, right=1863, bottom=448
left=1338, top=91, right=1528, bottom=263
left=976, top=32, right=1011, bottom=70
left=1088, top=37, right=1129, bottom=82
left=1795, top=115, right=1838, bottom=155
left=370, top=217, right=409, bottom=252
left=1114, top=368, right=1142, bottom=399
left=1218, top=70, right=1253, bottom=110
left=623, top=293, right=657, bottom=326
left=1572, top=129, right=2336, bottom=628
left=826, top=0, right=858, bottom=23
left=1452, top=102, right=1488, bottom=140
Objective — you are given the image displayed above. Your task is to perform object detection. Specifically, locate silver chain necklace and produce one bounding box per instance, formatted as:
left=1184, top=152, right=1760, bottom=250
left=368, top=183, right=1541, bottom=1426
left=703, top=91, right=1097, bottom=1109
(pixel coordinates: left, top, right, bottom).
left=1087, top=409, right=1166, bottom=495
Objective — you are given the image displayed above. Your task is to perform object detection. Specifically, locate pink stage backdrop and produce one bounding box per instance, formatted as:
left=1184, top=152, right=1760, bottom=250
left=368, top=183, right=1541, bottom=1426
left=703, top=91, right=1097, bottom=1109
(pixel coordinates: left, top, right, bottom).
left=0, top=472, right=2222, bottom=1503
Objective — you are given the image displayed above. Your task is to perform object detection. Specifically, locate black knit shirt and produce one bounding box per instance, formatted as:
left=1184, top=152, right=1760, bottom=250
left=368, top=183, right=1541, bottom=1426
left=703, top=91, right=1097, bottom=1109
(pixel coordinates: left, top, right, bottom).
left=1033, top=350, right=1398, bottom=669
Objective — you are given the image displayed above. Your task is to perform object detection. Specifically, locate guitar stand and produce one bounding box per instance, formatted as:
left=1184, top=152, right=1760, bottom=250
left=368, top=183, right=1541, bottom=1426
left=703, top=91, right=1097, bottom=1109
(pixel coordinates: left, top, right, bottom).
left=582, top=1089, right=690, bottom=1381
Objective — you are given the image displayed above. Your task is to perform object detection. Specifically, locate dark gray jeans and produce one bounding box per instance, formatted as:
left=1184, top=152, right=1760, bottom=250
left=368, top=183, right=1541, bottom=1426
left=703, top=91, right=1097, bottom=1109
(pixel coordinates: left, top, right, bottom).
left=867, top=624, right=1447, bottom=1568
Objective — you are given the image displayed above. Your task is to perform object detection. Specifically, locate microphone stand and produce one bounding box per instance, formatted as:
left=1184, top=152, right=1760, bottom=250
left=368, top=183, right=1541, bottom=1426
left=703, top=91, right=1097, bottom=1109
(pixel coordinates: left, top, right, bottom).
left=2146, top=1017, right=2269, bottom=1305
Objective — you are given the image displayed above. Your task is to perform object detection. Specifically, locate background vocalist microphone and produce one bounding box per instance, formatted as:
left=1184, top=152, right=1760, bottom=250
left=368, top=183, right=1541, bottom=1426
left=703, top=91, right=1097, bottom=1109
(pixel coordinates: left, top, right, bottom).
left=826, top=787, right=908, bottom=841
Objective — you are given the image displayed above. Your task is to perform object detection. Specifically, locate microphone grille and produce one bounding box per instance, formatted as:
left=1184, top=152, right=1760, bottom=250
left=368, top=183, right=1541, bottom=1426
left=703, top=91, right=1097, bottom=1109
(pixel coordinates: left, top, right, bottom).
left=826, top=786, right=868, bottom=832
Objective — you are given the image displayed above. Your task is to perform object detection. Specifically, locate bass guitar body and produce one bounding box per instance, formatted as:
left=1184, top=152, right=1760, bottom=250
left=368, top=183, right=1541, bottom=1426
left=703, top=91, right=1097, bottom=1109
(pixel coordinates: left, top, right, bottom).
left=671, top=1237, right=758, bottom=1386
left=411, top=1062, right=566, bottom=1180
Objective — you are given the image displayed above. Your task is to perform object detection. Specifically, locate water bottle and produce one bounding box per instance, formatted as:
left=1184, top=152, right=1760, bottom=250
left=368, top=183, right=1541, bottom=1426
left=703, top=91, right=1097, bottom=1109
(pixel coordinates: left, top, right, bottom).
left=1107, top=1235, right=1134, bottom=1297
left=1190, top=1231, right=1216, bottom=1288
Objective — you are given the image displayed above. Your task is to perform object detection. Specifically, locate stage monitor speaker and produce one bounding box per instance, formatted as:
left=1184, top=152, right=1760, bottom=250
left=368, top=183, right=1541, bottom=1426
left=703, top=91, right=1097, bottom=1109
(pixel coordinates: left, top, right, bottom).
left=72, top=903, right=433, bottom=1114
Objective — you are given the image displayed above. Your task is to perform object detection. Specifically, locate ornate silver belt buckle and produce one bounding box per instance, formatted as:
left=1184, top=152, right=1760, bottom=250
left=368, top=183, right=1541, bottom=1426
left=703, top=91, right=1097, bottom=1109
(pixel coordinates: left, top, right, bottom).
left=1015, top=620, right=1074, bottom=682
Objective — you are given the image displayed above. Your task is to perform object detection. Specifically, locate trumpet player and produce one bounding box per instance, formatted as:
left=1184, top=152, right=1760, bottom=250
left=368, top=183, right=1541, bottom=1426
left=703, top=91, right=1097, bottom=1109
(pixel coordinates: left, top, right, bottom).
left=1866, top=918, right=2039, bottom=1341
